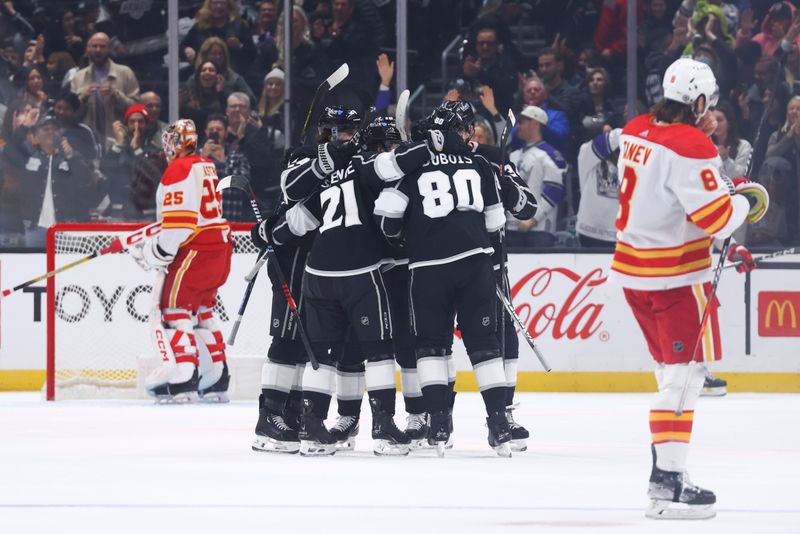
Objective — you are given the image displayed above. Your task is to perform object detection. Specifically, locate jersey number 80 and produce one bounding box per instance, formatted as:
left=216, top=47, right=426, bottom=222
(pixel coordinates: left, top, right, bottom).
left=418, top=169, right=484, bottom=218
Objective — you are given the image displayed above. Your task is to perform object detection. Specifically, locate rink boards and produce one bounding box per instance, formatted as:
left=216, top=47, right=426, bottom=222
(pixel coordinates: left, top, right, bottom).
left=0, top=251, right=798, bottom=392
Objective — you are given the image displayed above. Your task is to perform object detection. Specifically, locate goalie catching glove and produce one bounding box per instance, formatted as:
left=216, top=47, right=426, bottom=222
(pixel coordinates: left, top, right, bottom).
left=732, top=177, right=769, bottom=224
left=130, top=238, right=174, bottom=271
left=726, top=243, right=757, bottom=273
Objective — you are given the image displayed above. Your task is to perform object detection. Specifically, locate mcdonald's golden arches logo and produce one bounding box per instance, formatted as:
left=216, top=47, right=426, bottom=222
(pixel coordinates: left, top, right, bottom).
left=758, top=292, right=800, bottom=337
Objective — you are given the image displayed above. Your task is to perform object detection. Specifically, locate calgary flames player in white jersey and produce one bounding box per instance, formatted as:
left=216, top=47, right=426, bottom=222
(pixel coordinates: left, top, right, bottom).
left=131, top=119, right=233, bottom=403
left=610, top=58, right=769, bottom=520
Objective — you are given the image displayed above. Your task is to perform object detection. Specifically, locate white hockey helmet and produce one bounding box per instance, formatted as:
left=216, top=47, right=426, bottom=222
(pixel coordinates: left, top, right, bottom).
left=662, top=57, right=719, bottom=119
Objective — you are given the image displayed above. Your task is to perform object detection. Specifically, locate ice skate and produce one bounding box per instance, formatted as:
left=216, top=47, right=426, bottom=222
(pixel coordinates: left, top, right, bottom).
left=145, top=362, right=199, bottom=404
left=198, top=361, right=230, bottom=403
left=329, top=415, right=360, bottom=451
left=646, top=468, right=716, bottom=519
left=700, top=372, right=727, bottom=397
left=506, top=404, right=529, bottom=452
left=299, top=406, right=337, bottom=457
left=253, top=395, right=299, bottom=454
left=370, top=399, right=410, bottom=456
left=427, top=410, right=451, bottom=457
left=486, top=411, right=512, bottom=457
left=404, top=413, right=429, bottom=450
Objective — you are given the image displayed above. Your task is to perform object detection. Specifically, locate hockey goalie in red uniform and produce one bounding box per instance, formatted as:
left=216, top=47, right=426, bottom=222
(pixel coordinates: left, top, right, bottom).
left=610, top=58, right=769, bottom=520
left=130, top=119, right=233, bottom=403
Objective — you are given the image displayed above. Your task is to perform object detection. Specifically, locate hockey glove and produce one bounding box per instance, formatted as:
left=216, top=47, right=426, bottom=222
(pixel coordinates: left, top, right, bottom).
left=250, top=220, right=270, bottom=251
left=732, top=177, right=769, bottom=224
left=425, top=129, right=468, bottom=154
left=317, top=138, right=358, bottom=175
left=130, top=238, right=173, bottom=271
left=727, top=243, right=757, bottom=273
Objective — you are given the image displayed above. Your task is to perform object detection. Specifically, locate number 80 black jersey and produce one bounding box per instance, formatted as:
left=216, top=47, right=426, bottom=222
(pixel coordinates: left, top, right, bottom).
left=374, top=152, right=505, bottom=269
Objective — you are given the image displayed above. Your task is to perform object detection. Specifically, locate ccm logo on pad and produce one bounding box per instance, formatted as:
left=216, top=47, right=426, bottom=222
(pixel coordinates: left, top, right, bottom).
left=758, top=292, right=800, bottom=337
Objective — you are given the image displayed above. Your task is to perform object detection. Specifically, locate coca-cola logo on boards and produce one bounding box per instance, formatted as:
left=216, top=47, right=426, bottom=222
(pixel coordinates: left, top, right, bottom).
left=510, top=267, right=606, bottom=340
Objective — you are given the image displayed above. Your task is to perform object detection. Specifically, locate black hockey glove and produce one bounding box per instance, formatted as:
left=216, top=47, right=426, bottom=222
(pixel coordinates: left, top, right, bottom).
left=317, top=137, right=359, bottom=174
left=425, top=129, right=468, bottom=154
left=250, top=220, right=270, bottom=251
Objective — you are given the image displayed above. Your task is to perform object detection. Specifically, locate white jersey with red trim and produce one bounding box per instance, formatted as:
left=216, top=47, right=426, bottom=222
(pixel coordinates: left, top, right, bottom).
left=154, top=154, right=230, bottom=257
left=609, top=114, right=750, bottom=290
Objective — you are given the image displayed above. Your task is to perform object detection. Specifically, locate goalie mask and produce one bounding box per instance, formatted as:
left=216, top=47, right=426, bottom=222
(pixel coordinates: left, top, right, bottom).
left=162, top=119, right=198, bottom=162
left=662, top=58, right=719, bottom=121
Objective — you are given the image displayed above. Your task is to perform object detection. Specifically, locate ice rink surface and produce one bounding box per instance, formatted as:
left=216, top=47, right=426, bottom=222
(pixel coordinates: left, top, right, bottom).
left=1, top=391, right=798, bottom=534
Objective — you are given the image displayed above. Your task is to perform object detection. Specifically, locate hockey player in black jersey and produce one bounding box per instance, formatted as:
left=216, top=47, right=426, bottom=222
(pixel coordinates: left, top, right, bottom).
left=374, top=102, right=514, bottom=457
left=252, top=106, right=360, bottom=454
left=462, top=106, right=537, bottom=452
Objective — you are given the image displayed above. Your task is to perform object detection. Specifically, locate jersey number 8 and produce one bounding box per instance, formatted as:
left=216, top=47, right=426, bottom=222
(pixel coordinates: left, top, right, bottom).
left=418, top=169, right=484, bottom=218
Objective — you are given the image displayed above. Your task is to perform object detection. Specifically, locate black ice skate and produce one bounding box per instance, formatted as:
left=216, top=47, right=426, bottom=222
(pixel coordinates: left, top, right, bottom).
left=198, top=361, right=230, bottom=403
left=147, top=368, right=200, bottom=404
left=370, top=399, right=410, bottom=456
left=646, top=446, right=716, bottom=519
left=427, top=410, right=451, bottom=458
left=486, top=410, right=513, bottom=457
left=506, top=404, right=530, bottom=452
left=404, top=413, right=429, bottom=450
left=299, top=403, right=337, bottom=456
left=700, top=372, right=727, bottom=397
left=329, top=415, right=360, bottom=450
left=253, top=395, right=300, bottom=454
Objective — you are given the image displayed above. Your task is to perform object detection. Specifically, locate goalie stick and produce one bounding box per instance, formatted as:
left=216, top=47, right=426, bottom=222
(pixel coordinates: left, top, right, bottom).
left=1, top=221, right=161, bottom=299
left=217, top=175, right=320, bottom=369
left=300, top=63, right=349, bottom=145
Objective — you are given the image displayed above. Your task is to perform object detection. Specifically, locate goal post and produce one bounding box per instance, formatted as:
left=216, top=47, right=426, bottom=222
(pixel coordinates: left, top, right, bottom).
left=46, top=223, right=270, bottom=401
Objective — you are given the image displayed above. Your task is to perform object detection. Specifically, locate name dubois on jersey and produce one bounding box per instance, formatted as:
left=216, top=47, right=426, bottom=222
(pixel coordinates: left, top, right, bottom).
left=423, top=154, right=473, bottom=167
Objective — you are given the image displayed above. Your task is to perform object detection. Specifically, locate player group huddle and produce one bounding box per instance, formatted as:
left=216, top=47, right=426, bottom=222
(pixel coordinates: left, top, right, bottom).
left=129, top=58, right=769, bottom=521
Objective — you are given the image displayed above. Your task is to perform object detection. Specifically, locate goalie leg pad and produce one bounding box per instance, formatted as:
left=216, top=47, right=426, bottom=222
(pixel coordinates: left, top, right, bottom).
left=195, top=307, right=229, bottom=401
left=146, top=309, right=199, bottom=400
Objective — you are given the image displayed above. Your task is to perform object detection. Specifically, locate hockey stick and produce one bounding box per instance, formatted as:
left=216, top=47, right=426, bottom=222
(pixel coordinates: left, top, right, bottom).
left=496, top=285, right=552, bottom=372
left=496, top=110, right=516, bottom=365
left=217, top=176, right=320, bottom=369
left=395, top=89, right=410, bottom=142
left=0, top=221, right=161, bottom=299
left=676, top=54, right=787, bottom=416
left=300, top=63, right=349, bottom=145
left=722, top=247, right=797, bottom=270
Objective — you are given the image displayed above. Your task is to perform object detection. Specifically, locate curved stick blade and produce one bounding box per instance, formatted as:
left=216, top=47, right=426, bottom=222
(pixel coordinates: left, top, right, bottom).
left=396, top=89, right=410, bottom=142
left=327, top=63, right=349, bottom=90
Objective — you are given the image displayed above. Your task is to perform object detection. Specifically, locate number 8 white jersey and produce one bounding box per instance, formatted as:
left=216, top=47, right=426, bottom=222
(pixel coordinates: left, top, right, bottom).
left=609, top=114, right=750, bottom=290
left=374, top=152, right=506, bottom=269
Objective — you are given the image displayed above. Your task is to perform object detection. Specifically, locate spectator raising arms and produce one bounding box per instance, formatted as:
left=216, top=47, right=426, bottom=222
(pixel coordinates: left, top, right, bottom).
left=70, top=32, right=140, bottom=143
left=461, top=26, right=517, bottom=114
left=181, top=0, right=256, bottom=75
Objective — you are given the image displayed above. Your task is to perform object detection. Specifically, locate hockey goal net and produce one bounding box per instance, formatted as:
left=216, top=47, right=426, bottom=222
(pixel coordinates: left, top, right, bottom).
left=46, top=223, right=270, bottom=400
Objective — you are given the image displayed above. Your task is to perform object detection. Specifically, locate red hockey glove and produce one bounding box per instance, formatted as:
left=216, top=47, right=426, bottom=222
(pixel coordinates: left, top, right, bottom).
left=727, top=243, right=756, bottom=273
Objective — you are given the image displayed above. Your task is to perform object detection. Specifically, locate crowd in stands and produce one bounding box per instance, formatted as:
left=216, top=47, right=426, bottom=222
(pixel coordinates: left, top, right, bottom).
left=0, top=0, right=797, bottom=251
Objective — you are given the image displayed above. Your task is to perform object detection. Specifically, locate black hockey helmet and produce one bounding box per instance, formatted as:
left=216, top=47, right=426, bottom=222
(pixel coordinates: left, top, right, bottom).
left=412, top=100, right=475, bottom=141
left=318, top=105, right=360, bottom=130
left=362, top=116, right=402, bottom=151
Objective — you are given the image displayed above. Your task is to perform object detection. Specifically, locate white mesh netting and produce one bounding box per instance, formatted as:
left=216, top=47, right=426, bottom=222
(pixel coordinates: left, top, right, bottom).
left=49, top=226, right=269, bottom=400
